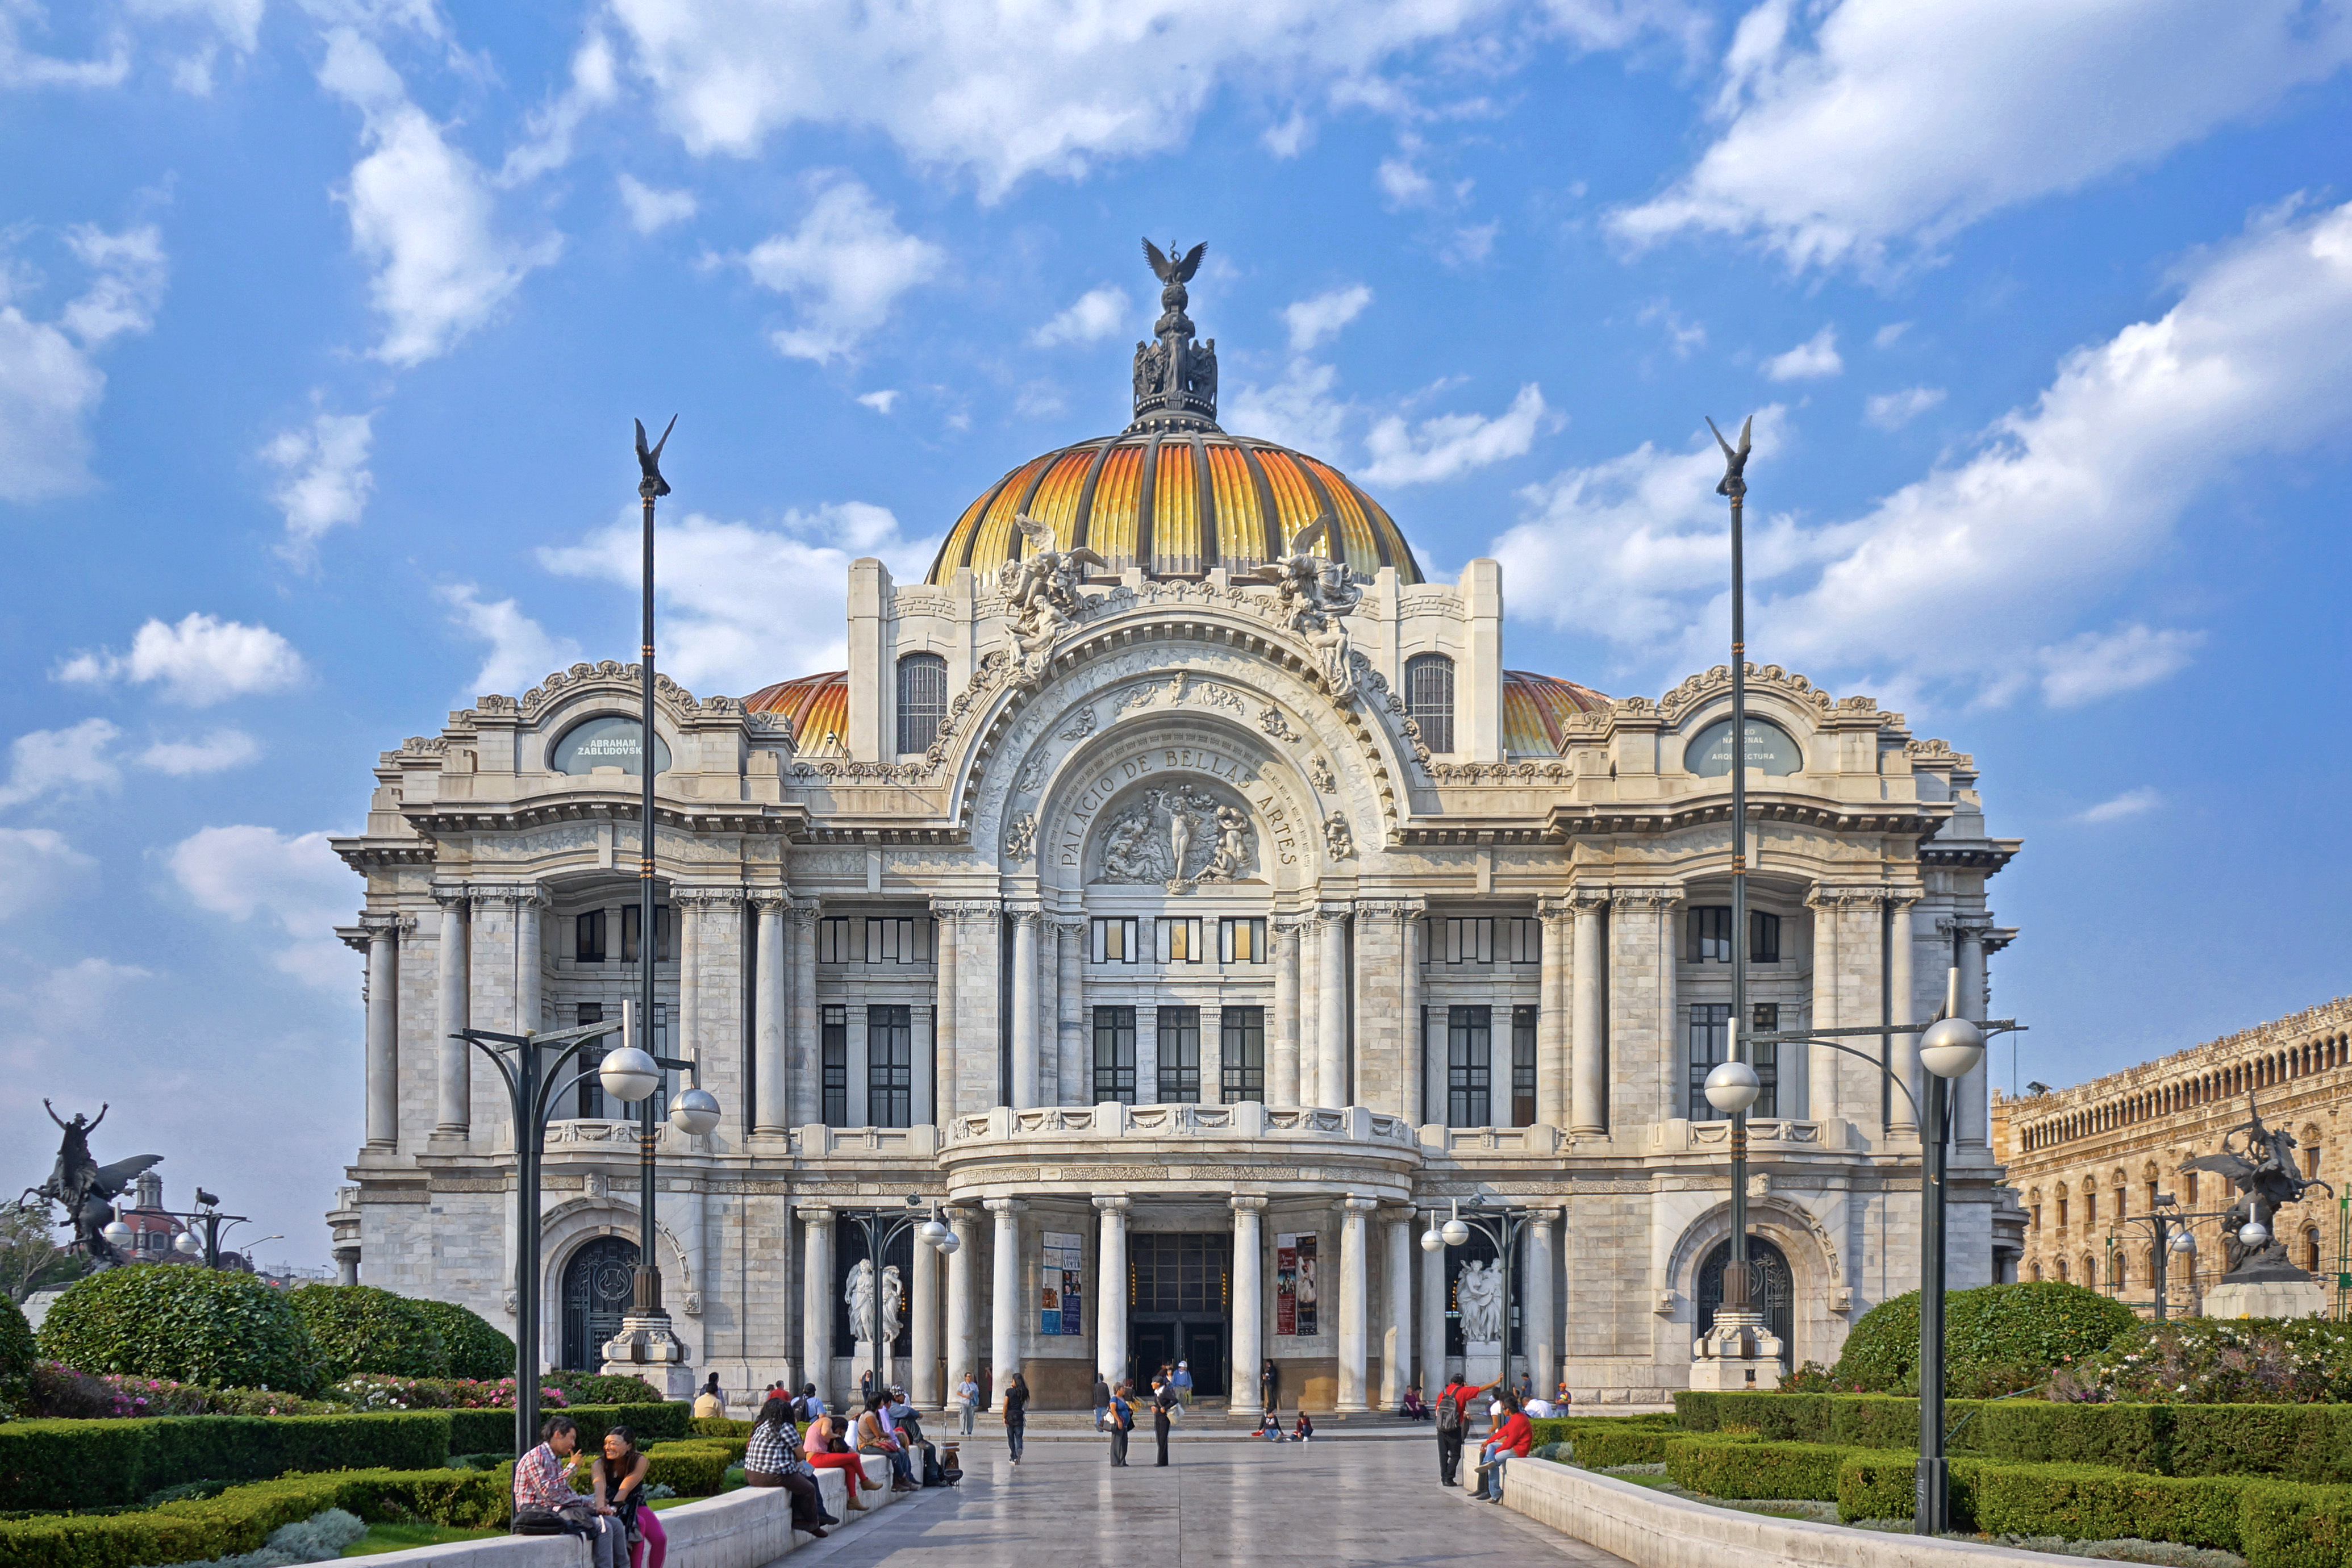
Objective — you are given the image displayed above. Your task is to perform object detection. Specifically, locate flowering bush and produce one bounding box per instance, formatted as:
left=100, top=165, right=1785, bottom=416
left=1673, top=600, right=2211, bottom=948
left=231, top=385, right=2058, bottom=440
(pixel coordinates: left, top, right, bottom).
left=22, top=1360, right=342, bottom=1417
left=2061, top=1317, right=2352, bottom=1404
left=332, top=1373, right=568, bottom=1410
left=541, top=1370, right=663, bottom=1405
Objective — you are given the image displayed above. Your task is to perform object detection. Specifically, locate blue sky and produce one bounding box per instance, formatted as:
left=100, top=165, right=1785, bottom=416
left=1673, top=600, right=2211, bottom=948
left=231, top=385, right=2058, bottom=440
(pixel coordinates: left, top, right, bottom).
left=2, top=0, right=2347, bottom=1267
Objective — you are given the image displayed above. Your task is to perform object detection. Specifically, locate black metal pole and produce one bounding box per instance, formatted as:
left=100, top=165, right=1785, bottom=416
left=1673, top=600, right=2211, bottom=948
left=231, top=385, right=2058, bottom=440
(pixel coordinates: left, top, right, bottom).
left=1728, top=451, right=1749, bottom=1294
left=517, top=1032, right=542, bottom=1457
left=635, top=442, right=665, bottom=1324
left=1916, top=1069, right=1950, bottom=1535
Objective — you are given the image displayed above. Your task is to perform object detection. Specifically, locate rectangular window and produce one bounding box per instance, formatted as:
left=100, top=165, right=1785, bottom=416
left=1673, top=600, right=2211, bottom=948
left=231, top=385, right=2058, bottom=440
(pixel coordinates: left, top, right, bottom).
left=820, top=1004, right=849, bottom=1126
left=1510, top=1005, right=1537, bottom=1127
left=2147, top=1181, right=2159, bottom=1212
left=574, top=910, right=606, bottom=964
left=1091, top=916, right=1140, bottom=964
left=1220, top=916, right=1267, bottom=964
left=1687, top=1003, right=1730, bottom=1119
left=2058, top=1198, right=2069, bottom=1229
left=1447, top=1006, right=1492, bottom=1127
left=1434, top=916, right=1494, bottom=964
left=818, top=917, right=855, bottom=964
left=1508, top=918, right=1541, bottom=964
left=1220, top=1008, right=1265, bottom=1103
left=619, top=904, right=673, bottom=962
left=574, top=1003, right=610, bottom=1118
left=1157, top=1007, right=1202, bottom=1103
left=1688, top=907, right=1732, bottom=963
left=1156, top=916, right=1204, bottom=964
left=2085, top=1191, right=2097, bottom=1225
left=2032, top=1204, right=2042, bottom=1232
left=1750, top=911, right=1781, bottom=965
left=867, top=1005, right=912, bottom=1128
left=1750, top=1003, right=1779, bottom=1117
left=865, top=916, right=928, bottom=964
left=2115, top=1187, right=2127, bottom=1220
left=1092, top=1007, right=1137, bottom=1103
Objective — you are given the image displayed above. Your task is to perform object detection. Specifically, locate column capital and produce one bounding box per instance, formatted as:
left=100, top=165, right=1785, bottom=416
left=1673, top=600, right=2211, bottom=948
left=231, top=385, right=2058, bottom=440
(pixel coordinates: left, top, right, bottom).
left=1354, top=898, right=1425, bottom=921
left=1936, top=915, right=1995, bottom=940
left=1565, top=888, right=1611, bottom=915
left=1809, top=884, right=1899, bottom=912
left=983, top=1196, right=1026, bottom=1216
left=674, top=883, right=748, bottom=908
left=358, top=911, right=414, bottom=939
left=1006, top=904, right=1044, bottom=927
left=1053, top=919, right=1087, bottom=939
left=1337, top=1194, right=1379, bottom=1214
left=747, top=888, right=791, bottom=913
left=1536, top=896, right=1575, bottom=923
left=1315, top=902, right=1354, bottom=925
left=786, top=901, right=821, bottom=928
left=431, top=883, right=473, bottom=911
left=798, top=1202, right=833, bottom=1221
left=941, top=1202, right=979, bottom=1225
left=1607, top=885, right=1680, bottom=912
left=1522, top=1206, right=1563, bottom=1224
left=1092, top=1195, right=1132, bottom=1214
left=470, top=881, right=549, bottom=909
left=1228, top=1194, right=1269, bottom=1213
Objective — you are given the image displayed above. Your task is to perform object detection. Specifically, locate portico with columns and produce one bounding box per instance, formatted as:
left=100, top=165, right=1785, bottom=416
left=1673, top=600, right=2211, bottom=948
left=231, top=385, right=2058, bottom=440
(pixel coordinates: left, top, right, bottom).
left=329, top=256, right=2021, bottom=1411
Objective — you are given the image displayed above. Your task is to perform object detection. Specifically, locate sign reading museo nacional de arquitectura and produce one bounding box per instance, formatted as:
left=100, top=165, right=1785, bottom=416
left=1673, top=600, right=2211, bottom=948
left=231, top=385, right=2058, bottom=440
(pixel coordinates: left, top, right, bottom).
left=327, top=245, right=2024, bottom=1411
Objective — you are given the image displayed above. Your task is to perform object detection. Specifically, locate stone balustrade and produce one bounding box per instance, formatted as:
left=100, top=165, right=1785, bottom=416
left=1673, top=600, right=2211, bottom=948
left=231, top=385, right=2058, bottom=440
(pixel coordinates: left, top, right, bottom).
left=940, top=1100, right=1418, bottom=1148
left=1652, top=1116, right=1845, bottom=1152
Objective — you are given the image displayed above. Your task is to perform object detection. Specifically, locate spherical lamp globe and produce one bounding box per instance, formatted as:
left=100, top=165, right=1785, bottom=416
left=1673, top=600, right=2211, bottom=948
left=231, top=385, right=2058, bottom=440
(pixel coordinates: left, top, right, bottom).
left=2238, top=1221, right=2270, bottom=1251
left=598, top=1045, right=662, bottom=1103
left=669, top=1085, right=721, bottom=1135
left=1919, top=1016, right=1986, bottom=1080
left=1440, top=1216, right=1470, bottom=1248
left=1703, top=1060, right=1762, bottom=1115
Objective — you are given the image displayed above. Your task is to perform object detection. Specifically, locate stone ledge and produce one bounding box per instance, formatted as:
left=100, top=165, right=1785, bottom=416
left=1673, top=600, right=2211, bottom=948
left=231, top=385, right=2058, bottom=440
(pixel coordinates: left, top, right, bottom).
left=1502, top=1457, right=2062, bottom=1568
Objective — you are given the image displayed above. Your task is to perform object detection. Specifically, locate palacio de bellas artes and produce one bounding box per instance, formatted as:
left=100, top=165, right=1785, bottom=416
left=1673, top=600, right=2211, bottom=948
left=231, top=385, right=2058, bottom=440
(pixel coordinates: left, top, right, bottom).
left=328, top=249, right=2024, bottom=1415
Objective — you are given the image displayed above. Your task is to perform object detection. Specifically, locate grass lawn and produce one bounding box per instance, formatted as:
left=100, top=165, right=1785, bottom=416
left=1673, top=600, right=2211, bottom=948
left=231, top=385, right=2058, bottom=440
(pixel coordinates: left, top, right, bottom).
left=343, top=1523, right=505, bottom=1556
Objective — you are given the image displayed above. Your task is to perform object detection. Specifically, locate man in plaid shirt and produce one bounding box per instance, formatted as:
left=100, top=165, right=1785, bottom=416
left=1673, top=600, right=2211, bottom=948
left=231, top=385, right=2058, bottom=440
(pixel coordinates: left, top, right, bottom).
left=514, top=1416, right=623, bottom=1568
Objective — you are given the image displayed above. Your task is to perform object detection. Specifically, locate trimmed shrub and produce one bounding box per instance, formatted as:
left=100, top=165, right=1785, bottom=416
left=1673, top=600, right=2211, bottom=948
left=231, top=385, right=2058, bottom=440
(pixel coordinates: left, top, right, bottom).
left=643, top=1441, right=738, bottom=1495
left=1969, top=1463, right=2250, bottom=1552
left=37, top=1268, right=326, bottom=1396
left=0, top=1294, right=37, bottom=1409
left=687, top=1416, right=753, bottom=1439
left=558, top=1402, right=691, bottom=1452
left=1665, top=1435, right=1848, bottom=1500
left=408, top=1300, right=514, bottom=1382
left=2082, top=1318, right=2352, bottom=1406
left=1834, top=1295, right=1921, bottom=1394
left=287, top=1286, right=448, bottom=1383
left=2170, top=1406, right=2352, bottom=1485
left=544, top=1372, right=664, bottom=1406
left=2238, top=1481, right=2352, bottom=1568
left=447, top=1408, right=518, bottom=1454
left=1833, top=1282, right=2136, bottom=1396
left=1527, top=1417, right=1673, bottom=1468
left=0, top=1411, right=452, bottom=1510
left=1835, top=1450, right=1984, bottom=1528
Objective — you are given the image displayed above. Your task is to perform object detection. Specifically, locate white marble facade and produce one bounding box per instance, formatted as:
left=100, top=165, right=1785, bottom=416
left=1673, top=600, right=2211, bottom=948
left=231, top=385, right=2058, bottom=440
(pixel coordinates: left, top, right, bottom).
left=332, top=408, right=2019, bottom=1412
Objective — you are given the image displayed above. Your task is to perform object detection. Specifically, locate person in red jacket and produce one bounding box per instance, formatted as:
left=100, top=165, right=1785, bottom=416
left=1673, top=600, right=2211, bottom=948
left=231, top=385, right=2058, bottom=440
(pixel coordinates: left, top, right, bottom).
left=1433, top=1375, right=1496, bottom=1487
left=1469, top=1392, right=1532, bottom=1502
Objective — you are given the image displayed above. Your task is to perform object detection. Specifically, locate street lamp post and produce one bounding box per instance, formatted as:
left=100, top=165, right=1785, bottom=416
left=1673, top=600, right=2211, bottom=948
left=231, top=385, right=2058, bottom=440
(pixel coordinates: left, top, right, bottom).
left=1420, top=1199, right=1532, bottom=1393
left=2103, top=1200, right=2222, bottom=1321
left=835, top=1198, right=959, bottom=1405
left=452, top=1016, right=720, bottom=1456
left=162, top=1200, right=255, bottom=1268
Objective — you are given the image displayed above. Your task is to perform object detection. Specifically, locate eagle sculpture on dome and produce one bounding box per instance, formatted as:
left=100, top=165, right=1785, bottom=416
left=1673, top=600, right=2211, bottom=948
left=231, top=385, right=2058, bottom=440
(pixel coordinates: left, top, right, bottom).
left=1142, top=239, right=1206, bottom=284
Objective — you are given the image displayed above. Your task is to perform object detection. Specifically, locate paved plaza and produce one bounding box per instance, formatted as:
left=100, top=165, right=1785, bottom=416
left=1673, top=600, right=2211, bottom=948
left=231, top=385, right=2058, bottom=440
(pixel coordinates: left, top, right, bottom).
left=785, top=1435, right=1629, bottom=1567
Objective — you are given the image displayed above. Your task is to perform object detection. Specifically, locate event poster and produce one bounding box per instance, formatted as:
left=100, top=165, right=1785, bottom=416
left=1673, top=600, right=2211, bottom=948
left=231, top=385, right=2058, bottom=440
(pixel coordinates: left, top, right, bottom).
left=1275, top=1232, right=1317, bottom=1336
left=1041, top=1231, right=1085, bottom=1336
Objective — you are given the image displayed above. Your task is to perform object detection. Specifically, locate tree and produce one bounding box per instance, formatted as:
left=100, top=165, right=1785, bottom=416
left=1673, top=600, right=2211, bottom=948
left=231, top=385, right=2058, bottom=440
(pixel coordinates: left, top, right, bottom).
left=0, top=1202, right=90, bottom=1305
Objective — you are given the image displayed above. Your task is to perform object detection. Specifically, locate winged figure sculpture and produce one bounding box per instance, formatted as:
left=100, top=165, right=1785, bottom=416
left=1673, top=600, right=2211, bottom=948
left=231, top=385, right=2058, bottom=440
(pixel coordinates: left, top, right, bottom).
left=1142, top=239, right=1207, bottom=285
left=635, top=415, right=677, bottom=499
left=1707, top=414, right=1752, bottom=500
left=19, top=1101, right=162, bottom=1267
left=999, top=514, right=1107, bottom=682
left=2180, top=1097, right=2335, bottom=1277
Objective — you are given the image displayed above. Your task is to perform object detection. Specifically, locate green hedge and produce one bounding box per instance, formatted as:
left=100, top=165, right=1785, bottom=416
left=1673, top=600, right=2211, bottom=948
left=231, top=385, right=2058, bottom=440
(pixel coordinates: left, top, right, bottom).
left=0, top=1295, right=36, bottom=1409
left=688, top=1416, right=753, bottom=1439
left=0, top=1467, right=506, bottom=1568
left=0, top=1412, right=454, bottom=1511
left=288, top=1286, right=448, bottom=1383
left=1665, top=1436, right=1850, bottom=1500
left=643, top=1441, right=740, bottom=1496
left=2240, top=1481, right=2352, bottom=1568
left=1524, top=1415, right=1677, bottom=1468
left=1831, top=1282, right=2136, bottom=1397
left=36, top=1269, right=326, bottom=1396
left=447, top=1408, right=518, bottom=1455
left=560, top=1402, right=690, bottom=1451
left=409, top=1302, right=514, bottom=1382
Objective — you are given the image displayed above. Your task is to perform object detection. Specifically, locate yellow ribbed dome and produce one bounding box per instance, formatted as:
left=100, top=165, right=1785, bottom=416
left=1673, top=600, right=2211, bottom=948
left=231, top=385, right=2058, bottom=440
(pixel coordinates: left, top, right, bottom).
left=925, top=431, right=1424, bottom=587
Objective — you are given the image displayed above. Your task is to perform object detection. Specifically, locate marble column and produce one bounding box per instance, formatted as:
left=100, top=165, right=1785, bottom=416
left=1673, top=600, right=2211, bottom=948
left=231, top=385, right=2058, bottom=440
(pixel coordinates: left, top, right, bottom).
left=433, top=888, right=470, bottom=1137
left=753, top=894, right=788, bottom=1134
left=1299, top=920, right=1320, bottom=1099
left=1537, top=901, right=1570, bottom=1128
left=1229, top=1196, right=1265, bottom=1408
left=789, top=904, right=819, bottom=1127
left=944, top=1206, right=978, bottom=1412
left=362, top=913, right=401, bottom=1149
left=1094, top=1196, right=1130, bottom=1385
left=1317, top=906, right=1349, bottom=1108
left=958, top=906, right=1003, bottom=1113
left=800, top=1206, right=834, bottom=1406
left=1037, top=915, right=1061, bottom=1108
left=1419, top=1223, right=1446, bottom=1396
left=1570, top=896, right=1606, bottom=1136
left=1886, top=896, right=1919, bottom=1139
left=1400, top=912, right=1425, bottom=1125
left=676, top=893, right=702, bottom=1058
left=1807, top=891, right=1845, bottom=1124
left=932, top=906, right=958, bottom=1125
left=1056, top=921, right=1086, bottom=1107
left=911, top=1216, right=942, bottom=1407
left=912, top=1006, right=936, bottom=1127
left=1957, top=923, right=1990, bottom=1149
left=1270, top=922, right=1302, bottom=1108
left=1524, top=1208, right=1558, bottom=1399
left=986, top=1198, right=1024, bottom=1410
left=1380, top=1208, right=1412, bottom=1412
left=1336, top=1195, right=1375, bottom=1412
left=1010, top=908, right=1041, bottom=1110
left=846, top=1005, right=870, bottom=1127
left=514, top=890, right=545, bottom=1035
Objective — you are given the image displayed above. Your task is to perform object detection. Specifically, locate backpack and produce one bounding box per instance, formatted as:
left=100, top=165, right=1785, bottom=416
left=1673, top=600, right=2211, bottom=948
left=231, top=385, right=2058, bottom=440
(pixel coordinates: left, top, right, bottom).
left=1436, top=1391, right=1463, bottom=1436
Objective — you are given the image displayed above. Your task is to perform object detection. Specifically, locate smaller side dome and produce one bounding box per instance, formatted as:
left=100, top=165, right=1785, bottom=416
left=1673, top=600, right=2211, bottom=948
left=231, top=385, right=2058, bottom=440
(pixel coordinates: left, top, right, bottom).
left=745, top=671, right=847, bottom=757
left=1503, top=670, right=1611, bottom=755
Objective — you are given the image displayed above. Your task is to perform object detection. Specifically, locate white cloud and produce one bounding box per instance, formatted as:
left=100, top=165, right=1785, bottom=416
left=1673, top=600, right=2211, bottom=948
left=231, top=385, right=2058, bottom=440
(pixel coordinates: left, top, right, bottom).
left=2075, top=786, right=2161, bottom=825
left=0, top=719, right=123, bottom=810
left=263, top=410, right=375, bottom=562
left=436, top=582, right=583, bottom=698
left=1502, top=197, right=2352, bottom=706
left=2036, top=624, right=2205, bottom=708
left=538, top=503, right=940, bottom=694
left=737, top=180, right=943, bottom=363
left=137, top=728, right=261, bottom=775
left=1263, top=110, right=1313, bottom=159
left=0, top=827, right=94, bottom=910
left=1377, top=153, right=1437, bottom=208
left=0, top=222, right=168, bottom=501
left=1873, top=321, right=1911, bottom=349
left=57, top=612, right=307, bottom=705
left=319, top=28, right=562, bottom=366
left=1444, top=221, right=1499, bottom=267
left=617, top=173, right=696, bottom=234
left=1282, top=284, right=1373, bottom=353
left=856, top=389, right=900, bottom=414
left=1031, top=285, right=1131, bottom=348
left=0, top=6, right=128, bottom=86
left=1360, top=382, right=1552, bottom=486
left=606, top=0, right=1688, bottom=201
left=1863, top=385, right=1944, bottom=430
left=1637, top=299, right=1706, bottom=358
left=1762, top=324, right=1841, bottom=381
left=167, top=825, right=356, bottom=989
left=499, top=31, right=620, bottom=185
left=1612, top=0, right=2352, bottom=273
left=1224, top=358, right=1349, bottom=457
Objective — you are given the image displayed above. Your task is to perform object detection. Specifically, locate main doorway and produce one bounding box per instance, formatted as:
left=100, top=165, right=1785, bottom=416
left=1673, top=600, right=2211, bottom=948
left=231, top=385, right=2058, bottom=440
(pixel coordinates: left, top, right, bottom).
left=1128, top=1232, right=1231, bottom=1398
left=1696, top=1236, right=1795, bottom=1367
left=560, top=1235, right=639, bottom=1370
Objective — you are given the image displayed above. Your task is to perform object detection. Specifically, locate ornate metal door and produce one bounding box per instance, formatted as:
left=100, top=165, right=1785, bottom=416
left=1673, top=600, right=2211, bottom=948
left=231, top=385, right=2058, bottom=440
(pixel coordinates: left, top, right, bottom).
left=1696, top=1236, right=1794, bottom=1366
left=561, top=1236, right=639, bottom=1371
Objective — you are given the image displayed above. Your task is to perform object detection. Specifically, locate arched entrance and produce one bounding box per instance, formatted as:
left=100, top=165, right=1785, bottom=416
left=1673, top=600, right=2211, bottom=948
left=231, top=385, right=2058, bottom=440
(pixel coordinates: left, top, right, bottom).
left=1696, top=1236, right=1794, bottom=1366
left=561, top=1236, right=639, bottom=1371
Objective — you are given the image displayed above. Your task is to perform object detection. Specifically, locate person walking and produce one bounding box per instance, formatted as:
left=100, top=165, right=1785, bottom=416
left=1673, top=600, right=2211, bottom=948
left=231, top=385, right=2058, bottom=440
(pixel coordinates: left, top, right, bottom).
left=1171, top=1361, right=1193, bottom=1409
left=1260, top=1358, right=1279, bottom=1416
left=1108, top=1380, right=1133, bottom=1467
left=954, top=1370, right=978, bottom=1437
left=1434, top=1374, right=1492, bottom=1487
left=1091, top=1371, right=1112, bottom=1431
left=1002, top=1370, right=1030, bottom=1467
left=1151, top=1374, right=1177, bottom=1466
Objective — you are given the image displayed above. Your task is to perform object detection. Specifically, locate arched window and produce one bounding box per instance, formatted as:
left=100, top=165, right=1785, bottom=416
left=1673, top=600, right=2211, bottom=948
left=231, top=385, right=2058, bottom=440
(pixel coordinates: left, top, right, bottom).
left=2031, top=1260, right=2043, bottom=1282
left=896, top=653, right=947, bottom=754
left=2055, top=1257, right=2068, bottom=1282
left=2308, top=1227, right=2324, bottom=1273
left=1406, top=653, right=1455, bottom=754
